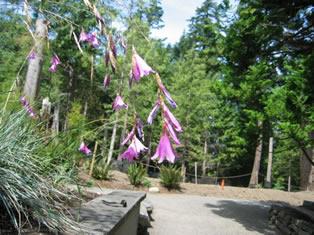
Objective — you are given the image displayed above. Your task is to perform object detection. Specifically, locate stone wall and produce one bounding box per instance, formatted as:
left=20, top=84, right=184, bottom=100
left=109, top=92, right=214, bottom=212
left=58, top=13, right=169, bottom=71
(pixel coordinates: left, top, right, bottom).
left=269, top=202, right=314, bottom=234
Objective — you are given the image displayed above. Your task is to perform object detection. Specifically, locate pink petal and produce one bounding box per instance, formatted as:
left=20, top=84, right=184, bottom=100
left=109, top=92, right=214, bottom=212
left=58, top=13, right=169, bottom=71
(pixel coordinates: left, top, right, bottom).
left=131, top=48, right=154, bottom=81
left=158, top=80, right=177, bottom=108
left=119, top=145, right=138, bottom=161
left=133, top=136, right=147, bottom=153
left=162, top=103, right=182, bottom=132
left=152, top=130, right=177, bottom=163
left=165, top=119, right=181, bottom=145
left=147, top=100, right=160, bottom=124
left=79, top=31, right=88, bottom=42
left=28, top=50, right=36, bottom=60
left=121, top=128, right=135, bottom=146
left=79, top=142, right=92, bottom=155
left=112, top=95, right=128, bottom=111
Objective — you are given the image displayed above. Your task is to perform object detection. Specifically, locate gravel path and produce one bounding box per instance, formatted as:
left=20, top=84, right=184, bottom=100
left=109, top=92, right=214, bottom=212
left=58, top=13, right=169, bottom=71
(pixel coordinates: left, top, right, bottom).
left=147, top=193, right=277, bottom=235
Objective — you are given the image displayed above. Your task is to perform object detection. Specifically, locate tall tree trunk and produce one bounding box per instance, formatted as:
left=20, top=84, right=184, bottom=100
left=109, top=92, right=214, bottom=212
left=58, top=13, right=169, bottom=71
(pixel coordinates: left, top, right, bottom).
left=265, top=137, right=273, bottom=188
left=300, top=148, right=314, bottom=191
left=63, top=66, right=75, bottom=131
left=202, top=138, right=208, bottom=177
left=23, top=19, right=47, bottom=100
left=107, top=112, right=119, bottom=165
left=249, top=122, right=263, bottom=188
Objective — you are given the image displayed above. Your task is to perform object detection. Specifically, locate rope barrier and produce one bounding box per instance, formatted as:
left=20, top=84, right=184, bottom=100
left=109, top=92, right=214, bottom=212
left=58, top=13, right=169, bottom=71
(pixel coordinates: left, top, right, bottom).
left=139, top=162, right=255, bottom=180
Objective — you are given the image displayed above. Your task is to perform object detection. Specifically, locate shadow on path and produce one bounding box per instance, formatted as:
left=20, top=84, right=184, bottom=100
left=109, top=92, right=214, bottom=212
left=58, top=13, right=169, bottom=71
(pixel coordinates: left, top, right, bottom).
left=205, top=200, right=277, bottom=235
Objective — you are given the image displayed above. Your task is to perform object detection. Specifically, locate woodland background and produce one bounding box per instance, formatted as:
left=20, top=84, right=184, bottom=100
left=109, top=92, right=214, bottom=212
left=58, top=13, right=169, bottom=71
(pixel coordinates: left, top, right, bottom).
left=0, top=0, right=313, bottom=191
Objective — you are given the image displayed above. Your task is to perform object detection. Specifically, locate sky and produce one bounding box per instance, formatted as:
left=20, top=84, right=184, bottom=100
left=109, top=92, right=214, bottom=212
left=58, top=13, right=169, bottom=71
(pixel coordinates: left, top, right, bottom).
left=151, top=0, right=204, bottom=45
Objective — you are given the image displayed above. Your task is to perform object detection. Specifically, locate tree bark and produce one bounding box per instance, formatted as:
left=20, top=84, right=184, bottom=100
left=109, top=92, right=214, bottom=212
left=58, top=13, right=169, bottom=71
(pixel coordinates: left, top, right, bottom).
left=63, top=66, right=75, bottom=131
left=107, top=112, right=119, bottom=165
left=23, top=19, right=47, bottom=100
left=249, top=122, right=263, bottom=188
left=300, top=148, right=314, bottom=191
left=265, top=137, right=273, bottom=188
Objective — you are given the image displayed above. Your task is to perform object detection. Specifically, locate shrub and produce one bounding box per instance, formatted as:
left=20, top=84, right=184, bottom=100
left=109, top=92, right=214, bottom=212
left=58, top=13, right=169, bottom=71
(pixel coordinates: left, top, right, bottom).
left=143, top=178, right=152, bottom=188
left=92, top=159, right=111, bottom=180
left=0, top=112, right=78, bottom=233
left=160, top=165, right=181, bottom=190
left=127, top=163, right=146, bottom=186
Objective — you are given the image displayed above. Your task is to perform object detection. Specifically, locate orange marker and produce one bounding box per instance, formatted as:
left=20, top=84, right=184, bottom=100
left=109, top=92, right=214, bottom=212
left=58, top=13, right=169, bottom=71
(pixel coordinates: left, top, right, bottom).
left=221, top=179, right=225, bottom=190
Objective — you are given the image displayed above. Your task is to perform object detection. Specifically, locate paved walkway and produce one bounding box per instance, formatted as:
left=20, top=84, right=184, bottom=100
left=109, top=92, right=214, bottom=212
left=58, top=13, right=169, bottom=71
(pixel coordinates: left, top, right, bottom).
left=71, top=186, right=277, bottom=234
left=147, top=194, right=277, bottom=235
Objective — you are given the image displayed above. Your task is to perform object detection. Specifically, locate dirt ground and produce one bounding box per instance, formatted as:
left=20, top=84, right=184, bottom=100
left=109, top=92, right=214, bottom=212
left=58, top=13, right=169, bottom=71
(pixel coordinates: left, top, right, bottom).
left=79, top=170, right=314, bottom=206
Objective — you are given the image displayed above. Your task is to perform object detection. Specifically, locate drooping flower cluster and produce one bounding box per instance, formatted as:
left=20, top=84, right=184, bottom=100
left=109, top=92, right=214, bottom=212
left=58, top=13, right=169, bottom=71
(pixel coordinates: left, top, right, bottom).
left=119, top=117, right=147, bottom=161
left=21, top=1, right=182, bottom=165
left=79, top=142, right=92, bottom=155
left=112, top=95, right=128, bottom=111
left=20, top=96, right=35, bottom=118
left=79, top=31, right=100, bottom=48
left=130, top=47, right=155, bottom=84
left=152, top=127, right=177, bottom=163
left=119, top=47, right=182, bottom=164
left=49, top=54, right=61, bottom=72
left=147, top=99, right=182, bottom=163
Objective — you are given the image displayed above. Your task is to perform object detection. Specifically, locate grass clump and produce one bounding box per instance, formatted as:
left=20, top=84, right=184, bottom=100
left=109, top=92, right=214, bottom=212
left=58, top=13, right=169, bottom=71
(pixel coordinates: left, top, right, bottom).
left=127, top=163, right=146, bottom=186
left=160, top=165, right=181, bottom=190
left=0, top=111, right=78, bottom=233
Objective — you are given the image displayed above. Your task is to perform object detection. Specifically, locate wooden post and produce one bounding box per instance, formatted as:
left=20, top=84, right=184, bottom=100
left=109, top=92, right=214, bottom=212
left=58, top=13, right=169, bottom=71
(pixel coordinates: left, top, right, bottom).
left=89, top=141, right=99, bottom=177
left=195, top=162, right=198, bottom=184
left=265, top=137, right=273, bottom=188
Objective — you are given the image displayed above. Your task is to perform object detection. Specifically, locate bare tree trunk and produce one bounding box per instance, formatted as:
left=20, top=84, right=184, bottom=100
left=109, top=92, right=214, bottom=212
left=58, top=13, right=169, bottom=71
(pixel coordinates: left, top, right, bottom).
left=202, top=138, right=208, bottom=177
left=51, top=103, right=60, bottom=135
left=265, top=137, right=273, bottom=188
left=23, top=19, right=47, bottom=100
left=300, top=148, right=314, bottom=191
left=63, top=66, right=75, bottom=131
left=249, top=122, right=263, bottom=188
left=107, top=112, right=119, bottom=165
